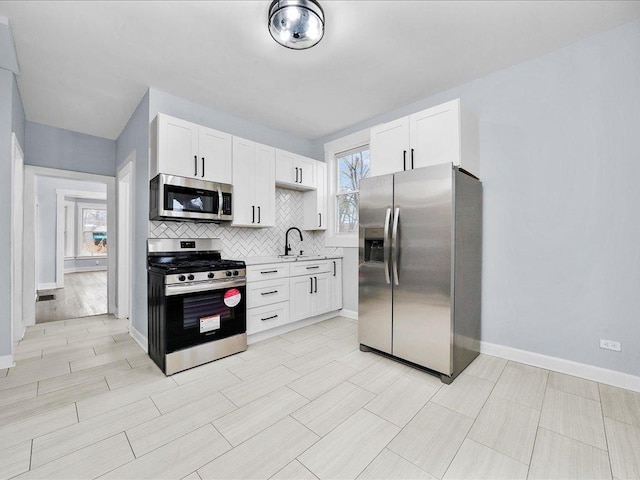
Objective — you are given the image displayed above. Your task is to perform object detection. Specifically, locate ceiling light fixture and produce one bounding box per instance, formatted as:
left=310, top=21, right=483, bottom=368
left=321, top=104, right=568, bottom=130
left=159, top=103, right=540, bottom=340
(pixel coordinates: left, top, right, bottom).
left=268, top=0, right=324, bottom=50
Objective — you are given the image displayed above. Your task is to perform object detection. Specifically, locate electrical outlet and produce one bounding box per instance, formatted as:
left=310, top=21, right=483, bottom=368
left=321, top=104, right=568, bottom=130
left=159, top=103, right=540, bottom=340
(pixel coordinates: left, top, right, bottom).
left=600, top=339, right=621, bottom=352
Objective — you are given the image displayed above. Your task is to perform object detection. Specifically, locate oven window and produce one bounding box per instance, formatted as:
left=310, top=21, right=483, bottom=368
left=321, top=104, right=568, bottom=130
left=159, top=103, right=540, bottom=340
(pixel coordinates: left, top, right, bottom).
left=183, top=295, right=232, bottom=330
left=165, top=185, right=217, bottom=214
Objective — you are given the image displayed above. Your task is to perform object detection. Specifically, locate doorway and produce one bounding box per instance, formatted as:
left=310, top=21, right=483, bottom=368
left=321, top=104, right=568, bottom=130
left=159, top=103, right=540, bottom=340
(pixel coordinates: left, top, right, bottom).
left=117, top=153, right=134, bottom=330
left=23, top=166, right=116, bottom=327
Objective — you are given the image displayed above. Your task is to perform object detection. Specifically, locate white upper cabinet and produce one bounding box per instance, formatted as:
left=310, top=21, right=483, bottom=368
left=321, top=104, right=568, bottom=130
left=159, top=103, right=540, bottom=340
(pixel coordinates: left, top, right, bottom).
left=150, top=113, right=232, bottom=184
left=231, top=137, right=275, bottom=228
left=199, top=126, right=233, bottom=184
left=275, top=149, right=316, bottom=190
left=303, top=161, right=326, bottom=230
left=369, top=116, right=410, bottom=177
left=369, top=99, right=479, bottom=177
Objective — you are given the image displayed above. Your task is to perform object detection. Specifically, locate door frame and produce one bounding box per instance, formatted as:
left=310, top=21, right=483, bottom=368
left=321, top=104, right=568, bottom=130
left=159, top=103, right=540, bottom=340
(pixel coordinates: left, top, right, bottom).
left=55, top=189, right=107, bottom=288
left=116, top=152, right=135, bottom=330
left=11, top=133, right=25, bottom=353
left=23, top=166, right=116, bottom=327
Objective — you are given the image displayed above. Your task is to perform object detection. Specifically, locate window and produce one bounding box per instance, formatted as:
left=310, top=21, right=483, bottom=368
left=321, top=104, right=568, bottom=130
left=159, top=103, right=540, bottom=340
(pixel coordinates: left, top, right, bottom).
left=324, top=128, right=371, bottom=248
left=77, top=203, right=107, bottom=256
left=335, top=146, right=370, bottom=234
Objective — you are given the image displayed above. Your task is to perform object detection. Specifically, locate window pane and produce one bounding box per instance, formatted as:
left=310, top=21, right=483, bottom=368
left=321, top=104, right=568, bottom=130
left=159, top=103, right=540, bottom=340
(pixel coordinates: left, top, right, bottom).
left=338, top=149, right=370, bottom=193
left=80, top=208, right=107, bottom=256
left=336, top=193, right=359, bottom=234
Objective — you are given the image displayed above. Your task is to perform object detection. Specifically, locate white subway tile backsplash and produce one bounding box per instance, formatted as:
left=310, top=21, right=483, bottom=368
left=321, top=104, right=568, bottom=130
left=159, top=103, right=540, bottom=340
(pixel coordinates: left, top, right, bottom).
left=149, top=189, right=342, bottom=258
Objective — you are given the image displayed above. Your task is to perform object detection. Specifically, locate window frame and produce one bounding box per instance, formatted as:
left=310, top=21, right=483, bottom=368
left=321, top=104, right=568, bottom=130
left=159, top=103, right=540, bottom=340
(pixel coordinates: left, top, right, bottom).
left=324, top=128, right=371, bottom=248
left=76, top=202, right=108, bottom=258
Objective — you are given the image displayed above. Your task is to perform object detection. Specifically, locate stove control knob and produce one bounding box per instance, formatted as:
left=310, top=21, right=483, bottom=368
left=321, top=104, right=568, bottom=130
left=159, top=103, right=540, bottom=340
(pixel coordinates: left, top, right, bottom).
left=178, top=275, right=186, bottom=282
left=225, top=271, right=232, bottom=277
left=208, top=272, right=214, bottom=279
left=233, top=270, right=239, bottom=276
left=187, top=274, right=195, bottom=281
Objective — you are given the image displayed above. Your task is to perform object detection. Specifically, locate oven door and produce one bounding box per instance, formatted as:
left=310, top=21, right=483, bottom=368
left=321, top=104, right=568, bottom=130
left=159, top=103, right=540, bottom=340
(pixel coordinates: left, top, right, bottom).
left=164, top=282, right=246, bottom=353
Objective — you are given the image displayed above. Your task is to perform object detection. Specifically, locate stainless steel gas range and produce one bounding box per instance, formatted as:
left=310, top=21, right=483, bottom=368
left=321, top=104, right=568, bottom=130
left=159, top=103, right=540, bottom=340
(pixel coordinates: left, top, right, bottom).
left=147, top=238, right=247, bottom=375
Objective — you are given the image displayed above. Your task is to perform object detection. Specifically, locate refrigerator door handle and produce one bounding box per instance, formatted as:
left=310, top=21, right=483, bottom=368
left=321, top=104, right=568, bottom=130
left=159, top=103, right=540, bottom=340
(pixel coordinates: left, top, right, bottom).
left=392, top=207, right=400, bottom=285
left=383, top=207, right=392, bottom=284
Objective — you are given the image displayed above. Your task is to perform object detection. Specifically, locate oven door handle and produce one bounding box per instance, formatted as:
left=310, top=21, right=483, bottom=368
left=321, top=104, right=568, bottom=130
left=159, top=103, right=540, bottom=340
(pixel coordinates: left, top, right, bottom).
left=165, top=279, right=246, bottom=296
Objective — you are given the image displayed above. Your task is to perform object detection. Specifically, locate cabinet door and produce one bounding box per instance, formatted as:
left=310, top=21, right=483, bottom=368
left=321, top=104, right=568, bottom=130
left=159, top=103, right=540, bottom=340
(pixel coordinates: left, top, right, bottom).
left=157, top=114, right=199, bottom=178
left=330, top=259, right=342, bottom=311
left=409, top=100, right=460, bottom=170
left=199, top=126, right=233, bottom=184
left=254, top=143, right=276, bottom=227
left=231, top=136, right=257, bottom=226
left=370, top=116, right=410, bottom=177
left=312, top=272, right=332, bottom=316
left=296, top=155, right=316, bottom=189
left=302, top=161, right=326, bottom=230
left=275, top=149, right=297, bottom=185
left=289, top=276, right=314, bottom=322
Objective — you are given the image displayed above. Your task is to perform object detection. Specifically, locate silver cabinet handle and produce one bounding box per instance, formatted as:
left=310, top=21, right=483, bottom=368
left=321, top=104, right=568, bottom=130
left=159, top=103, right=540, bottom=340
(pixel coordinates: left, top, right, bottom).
left=306, top=266, right=319, bottom=269
left=383, top=208, right=391, bottom=285
left=260, top=270, right=278, bottom=274
left=261, top=315, right=278, bottom=321
left=392, top=207, right=400, bottom=286
left=260, top=290, right=278, bottom=296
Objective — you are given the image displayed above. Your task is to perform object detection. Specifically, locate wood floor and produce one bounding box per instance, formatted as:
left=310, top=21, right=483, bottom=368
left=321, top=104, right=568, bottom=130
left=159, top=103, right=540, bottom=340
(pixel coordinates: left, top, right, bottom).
left=36, top=271, right=107, bottom=323
left=1, top=315, right=639, bottom=479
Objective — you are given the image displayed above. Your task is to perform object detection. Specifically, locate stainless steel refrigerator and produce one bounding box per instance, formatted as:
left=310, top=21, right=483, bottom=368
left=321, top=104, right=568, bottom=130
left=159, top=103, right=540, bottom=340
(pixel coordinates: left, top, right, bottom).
left=358, top=162, right=482, bottom=383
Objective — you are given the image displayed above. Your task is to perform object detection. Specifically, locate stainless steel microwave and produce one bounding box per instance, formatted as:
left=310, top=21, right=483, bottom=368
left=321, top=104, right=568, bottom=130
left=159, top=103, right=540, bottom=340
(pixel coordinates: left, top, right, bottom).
left=150, top=174, right=233, bottom=222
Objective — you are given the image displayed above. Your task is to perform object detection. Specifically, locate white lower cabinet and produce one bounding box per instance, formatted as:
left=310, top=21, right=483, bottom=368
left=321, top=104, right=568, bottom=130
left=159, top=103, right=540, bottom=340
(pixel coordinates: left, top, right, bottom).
left=289, top=271, right=332, bottom=322
left=246, top=259, right=343, bottom=336
left=247, top=302, right=290, bottom=335
left=330, top=259, right=342, bottom=311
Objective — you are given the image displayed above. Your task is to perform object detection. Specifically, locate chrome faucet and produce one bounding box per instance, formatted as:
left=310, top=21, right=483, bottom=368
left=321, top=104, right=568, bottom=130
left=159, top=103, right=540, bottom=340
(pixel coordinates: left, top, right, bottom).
left=284, top=227, right=303, bottom=256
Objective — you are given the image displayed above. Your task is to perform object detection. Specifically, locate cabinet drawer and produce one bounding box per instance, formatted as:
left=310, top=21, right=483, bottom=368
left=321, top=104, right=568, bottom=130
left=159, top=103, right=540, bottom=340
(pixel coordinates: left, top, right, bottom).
left=289, top=260, right=330, bottom=277
left=247, top=278, right=289, bottom=308
left=246, top=263, right=290, bottom=282
left=247, top=302, right=290, bottom=335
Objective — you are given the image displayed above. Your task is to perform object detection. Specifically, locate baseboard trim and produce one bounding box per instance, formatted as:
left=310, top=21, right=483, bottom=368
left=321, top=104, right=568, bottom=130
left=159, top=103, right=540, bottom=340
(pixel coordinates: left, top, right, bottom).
left=130, top=325, right=148, bottom=353
left=64, top=266, right=107, bottom=274
left=248, top=310, right=341, bottom=345
left=37, top=283, right=58, bottom=291
left=339, top=309, right=358, bottom=320
left=0, top=354, right=15, bottom=369
left=481, top=341, right=640, bottom=393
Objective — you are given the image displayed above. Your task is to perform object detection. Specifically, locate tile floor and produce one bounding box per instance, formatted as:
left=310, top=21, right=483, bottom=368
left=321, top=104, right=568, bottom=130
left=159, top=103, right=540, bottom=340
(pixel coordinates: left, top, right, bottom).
left=1, top=314, right=639, bottom=479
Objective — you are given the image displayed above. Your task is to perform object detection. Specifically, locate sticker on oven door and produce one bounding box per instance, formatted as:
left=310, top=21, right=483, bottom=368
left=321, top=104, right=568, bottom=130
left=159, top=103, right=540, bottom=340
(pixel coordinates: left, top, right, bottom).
left=223, top=288, right=242, bottom=308
left=200, top=314, right=220, bottom=333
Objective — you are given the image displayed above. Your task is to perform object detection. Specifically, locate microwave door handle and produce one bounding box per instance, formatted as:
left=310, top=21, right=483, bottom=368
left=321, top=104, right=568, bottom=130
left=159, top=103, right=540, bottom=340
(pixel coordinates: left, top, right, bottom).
left=383, top=207, right=391, bottom=284
left=217, top=186, right=223, bottom=218
left=392, top=207, right=400, bottom=285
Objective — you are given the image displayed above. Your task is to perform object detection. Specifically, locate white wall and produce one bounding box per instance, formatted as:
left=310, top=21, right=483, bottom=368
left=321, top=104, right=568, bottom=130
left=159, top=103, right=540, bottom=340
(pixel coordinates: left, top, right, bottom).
left=34, top=176, right=106, bottom=286
left=315, top=19, right=640, bottom=377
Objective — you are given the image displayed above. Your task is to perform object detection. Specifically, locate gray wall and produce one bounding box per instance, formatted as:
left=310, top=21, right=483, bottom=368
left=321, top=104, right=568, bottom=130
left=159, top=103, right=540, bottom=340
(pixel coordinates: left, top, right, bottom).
left=115, top=90, right=149, bottom=337
left=0, top=68, right=25, bottom=357
left=316, top=19, right=640, bottom=376
left=34, top=176, right=106, bottom=285
left=149, top=88, right=317, bottom=159
left=25, top=121, right=116, bottom=176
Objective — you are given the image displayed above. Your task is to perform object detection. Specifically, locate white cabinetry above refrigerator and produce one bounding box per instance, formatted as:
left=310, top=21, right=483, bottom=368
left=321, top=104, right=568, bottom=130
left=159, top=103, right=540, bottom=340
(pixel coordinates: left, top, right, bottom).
left=370, top=99, right=479, bottom=177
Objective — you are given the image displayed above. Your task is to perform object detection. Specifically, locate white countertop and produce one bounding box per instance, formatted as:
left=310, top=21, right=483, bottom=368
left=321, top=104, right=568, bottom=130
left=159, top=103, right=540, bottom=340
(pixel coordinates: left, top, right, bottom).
left=233, top=255, right=342, bottom=266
